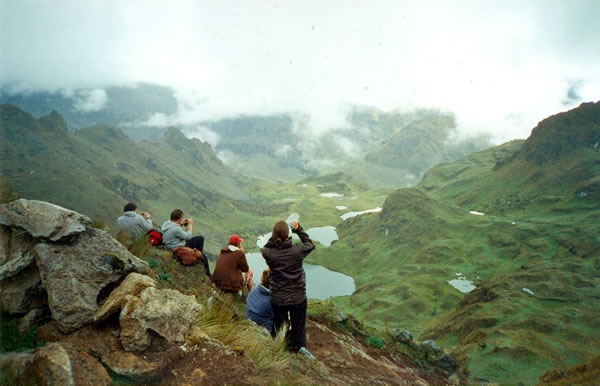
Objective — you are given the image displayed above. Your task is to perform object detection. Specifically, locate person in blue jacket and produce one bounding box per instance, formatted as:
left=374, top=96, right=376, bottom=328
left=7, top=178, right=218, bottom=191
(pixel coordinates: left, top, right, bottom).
left=245, top=268, right=274, bottom=332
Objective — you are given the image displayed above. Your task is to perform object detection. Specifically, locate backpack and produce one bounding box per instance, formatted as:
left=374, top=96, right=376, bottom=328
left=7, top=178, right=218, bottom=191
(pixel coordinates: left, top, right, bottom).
left=172, top=246, right=203, bottom=265
left=147, top=229, right=163, bottom=246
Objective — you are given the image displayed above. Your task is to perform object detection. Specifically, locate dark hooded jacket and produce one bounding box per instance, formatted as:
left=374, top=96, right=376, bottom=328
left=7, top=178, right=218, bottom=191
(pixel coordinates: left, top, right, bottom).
left=261, top=228, right=315, bottom=305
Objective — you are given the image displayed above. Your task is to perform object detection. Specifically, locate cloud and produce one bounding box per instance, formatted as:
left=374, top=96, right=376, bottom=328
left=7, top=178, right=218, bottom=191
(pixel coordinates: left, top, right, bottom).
left=73, top=89, right=108, bottom=112
left=1, top=0, right=599, bottom=143
left=184, top=125, right=220, bottom=148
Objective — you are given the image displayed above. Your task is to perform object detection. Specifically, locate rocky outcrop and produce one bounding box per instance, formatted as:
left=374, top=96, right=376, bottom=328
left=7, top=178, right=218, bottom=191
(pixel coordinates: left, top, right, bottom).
left=119, top=287, right=202, bottom=352
left=35, top=228, right=150, bottom=333
left=93, top=272, right=156, bottom=323
left=0, top=199, right=91, bottom=241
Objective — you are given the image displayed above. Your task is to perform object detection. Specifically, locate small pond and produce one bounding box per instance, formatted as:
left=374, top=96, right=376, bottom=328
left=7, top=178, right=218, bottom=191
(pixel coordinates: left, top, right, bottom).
left=245, top=252, right=355, bottom=300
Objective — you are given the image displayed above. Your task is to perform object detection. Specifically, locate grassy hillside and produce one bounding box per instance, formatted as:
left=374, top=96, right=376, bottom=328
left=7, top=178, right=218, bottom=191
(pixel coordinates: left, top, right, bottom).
left=308, top=102, right=600, bottom=383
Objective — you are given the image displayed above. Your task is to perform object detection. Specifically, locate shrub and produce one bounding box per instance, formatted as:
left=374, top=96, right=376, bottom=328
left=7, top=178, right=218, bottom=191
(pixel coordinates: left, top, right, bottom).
left=145, top=258, right=158, bottom=269
left=366, top=336, right=384, bottom=349
left=158, top=272, right=171, bottom=281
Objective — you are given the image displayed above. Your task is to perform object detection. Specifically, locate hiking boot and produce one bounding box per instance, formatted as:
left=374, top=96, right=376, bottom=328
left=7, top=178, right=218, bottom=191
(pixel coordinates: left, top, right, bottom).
left=298, top=347, right=316, bottom=360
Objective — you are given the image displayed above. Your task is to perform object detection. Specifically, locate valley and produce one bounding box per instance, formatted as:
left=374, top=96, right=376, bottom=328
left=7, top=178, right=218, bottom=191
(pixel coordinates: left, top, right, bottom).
left=1, top=102, right=599, bottom=383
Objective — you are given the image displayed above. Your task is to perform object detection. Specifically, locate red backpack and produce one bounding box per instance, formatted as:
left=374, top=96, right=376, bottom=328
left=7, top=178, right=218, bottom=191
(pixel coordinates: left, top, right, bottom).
left=147, top=229, right=163, bottom=246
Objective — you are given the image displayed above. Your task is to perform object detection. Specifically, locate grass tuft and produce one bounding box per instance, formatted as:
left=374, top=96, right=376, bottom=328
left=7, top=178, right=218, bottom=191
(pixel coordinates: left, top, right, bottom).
left=196, top=297, right=289, bottom=374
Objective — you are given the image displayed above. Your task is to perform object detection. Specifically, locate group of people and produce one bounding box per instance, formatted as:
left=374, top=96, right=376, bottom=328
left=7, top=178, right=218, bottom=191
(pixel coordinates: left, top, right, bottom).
left=117, top=203, right=210, bottom=275
left=117, top=203, right=316, bottom=357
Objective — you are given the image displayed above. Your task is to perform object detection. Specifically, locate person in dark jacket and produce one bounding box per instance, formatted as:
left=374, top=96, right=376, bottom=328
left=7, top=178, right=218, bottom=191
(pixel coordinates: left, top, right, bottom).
left=261, top=220, right=315, bottom=354
left=245, top=268, right=274, bottom=332
left=211, top=235, right=254, bottom=293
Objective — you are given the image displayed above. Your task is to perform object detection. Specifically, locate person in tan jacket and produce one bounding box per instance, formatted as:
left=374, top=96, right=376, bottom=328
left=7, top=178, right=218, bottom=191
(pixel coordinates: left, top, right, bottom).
left=211, top=235, right=254, bottom=293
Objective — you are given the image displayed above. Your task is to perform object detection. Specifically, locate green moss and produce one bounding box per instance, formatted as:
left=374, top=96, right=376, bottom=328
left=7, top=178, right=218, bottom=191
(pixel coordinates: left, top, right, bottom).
left=0, top=318, right=44, bottom=352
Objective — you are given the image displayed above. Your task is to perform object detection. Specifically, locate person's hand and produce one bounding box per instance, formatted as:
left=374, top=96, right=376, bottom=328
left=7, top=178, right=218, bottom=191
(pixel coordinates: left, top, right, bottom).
left=187, top=218, right=194, bottom=225
left=290, top=221, right=299, bottom=231
left=143, top=211, right=151, bottom=219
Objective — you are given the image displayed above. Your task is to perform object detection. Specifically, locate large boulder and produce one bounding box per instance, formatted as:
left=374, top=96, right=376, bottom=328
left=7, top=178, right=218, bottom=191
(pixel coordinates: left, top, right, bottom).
left=120, top=287, right=202, bottom=352
left=93, top=272, right=156, bottom=324
left=0, top=199, right=90, bottom=241
left=35, top=228, right=150, bottom=333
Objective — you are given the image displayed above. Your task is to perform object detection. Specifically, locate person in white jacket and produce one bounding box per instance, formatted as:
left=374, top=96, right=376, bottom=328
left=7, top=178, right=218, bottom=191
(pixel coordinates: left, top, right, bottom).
left=117, top=203, right=153, bottom=239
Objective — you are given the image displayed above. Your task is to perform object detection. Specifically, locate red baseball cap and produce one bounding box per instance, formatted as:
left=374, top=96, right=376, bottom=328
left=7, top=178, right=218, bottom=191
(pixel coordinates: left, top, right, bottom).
left=229, top=234, right=244, bottom=244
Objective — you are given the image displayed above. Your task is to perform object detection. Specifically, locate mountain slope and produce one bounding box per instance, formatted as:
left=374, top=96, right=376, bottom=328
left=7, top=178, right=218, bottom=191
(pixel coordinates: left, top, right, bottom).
left=309, top=102, right=600, bottom=383
left=0, top=104, right=246, bottom=243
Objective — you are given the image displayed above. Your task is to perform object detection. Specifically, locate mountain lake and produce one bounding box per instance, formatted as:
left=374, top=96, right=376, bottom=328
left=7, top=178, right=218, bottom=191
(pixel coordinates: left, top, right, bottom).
left=249, top=219, right=353, bottom=300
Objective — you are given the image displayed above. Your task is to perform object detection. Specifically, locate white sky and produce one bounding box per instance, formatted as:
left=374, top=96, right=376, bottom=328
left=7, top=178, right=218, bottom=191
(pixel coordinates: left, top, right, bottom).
left=1, top=0, right=599, bottom=142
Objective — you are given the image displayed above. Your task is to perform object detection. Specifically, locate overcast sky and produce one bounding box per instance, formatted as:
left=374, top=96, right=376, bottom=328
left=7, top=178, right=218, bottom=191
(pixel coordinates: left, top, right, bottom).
left=1, top=0, right=599, bottom=142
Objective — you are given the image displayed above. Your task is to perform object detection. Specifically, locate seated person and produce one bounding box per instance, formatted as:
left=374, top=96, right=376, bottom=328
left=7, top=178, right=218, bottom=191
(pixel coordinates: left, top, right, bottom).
left=245, top=268, right=274, bottom=333
left=162, top=209, right=210, bottom=275
left=117, top=202, right=153, bottom=239
left=211, top=235, right=254, bottom=294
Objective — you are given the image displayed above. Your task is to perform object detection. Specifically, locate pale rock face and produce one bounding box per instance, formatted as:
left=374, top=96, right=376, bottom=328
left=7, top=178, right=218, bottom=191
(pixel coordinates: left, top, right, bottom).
left=93, top=272, right=156, bottom=323
left=0, top=231, right=38, bottom=281
left=119, top=287, right=202, bottom=352
left=31, top=343, right=75, bottom=386
left=0, top=199, right=91, bottom=241
left=35, top=228, right=150, bottom=333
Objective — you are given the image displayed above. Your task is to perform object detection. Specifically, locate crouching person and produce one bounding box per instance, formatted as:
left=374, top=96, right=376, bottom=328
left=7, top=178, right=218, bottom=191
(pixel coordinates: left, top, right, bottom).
left=211, top=235, right=254, bottom=297
left=162, top=208, right=210, bottom=276
left=245, top=268, right=274, bottom=333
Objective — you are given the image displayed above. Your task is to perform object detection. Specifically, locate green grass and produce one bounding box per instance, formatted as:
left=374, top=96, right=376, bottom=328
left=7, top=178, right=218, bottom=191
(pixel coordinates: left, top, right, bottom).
left=0, top=318, right=45, bottom=352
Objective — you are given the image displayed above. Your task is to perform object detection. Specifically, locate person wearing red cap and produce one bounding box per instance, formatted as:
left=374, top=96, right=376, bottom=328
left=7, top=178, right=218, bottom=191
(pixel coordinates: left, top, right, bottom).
left=211, top=234, right=254, bottom=294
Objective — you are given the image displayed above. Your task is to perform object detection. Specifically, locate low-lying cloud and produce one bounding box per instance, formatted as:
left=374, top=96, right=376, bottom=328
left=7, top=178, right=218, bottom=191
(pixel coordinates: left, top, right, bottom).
left=1, top=0, right=599, bottom=144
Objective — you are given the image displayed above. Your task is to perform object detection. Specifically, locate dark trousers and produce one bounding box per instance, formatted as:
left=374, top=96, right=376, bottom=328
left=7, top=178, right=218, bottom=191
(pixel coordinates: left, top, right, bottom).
left=185, top=236, right=210, bottom=276
left=270, top=299, right=307, bottom=352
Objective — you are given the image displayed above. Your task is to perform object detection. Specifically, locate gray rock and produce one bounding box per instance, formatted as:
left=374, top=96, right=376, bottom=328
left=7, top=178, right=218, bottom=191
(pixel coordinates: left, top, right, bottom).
left=390, top=329, right=413, bottom=345
left=0, top=231, right=37, bottom=281
left=0, top=199, right=90, bottom=241
left=419, top=339, right=442, bottom=355
left=432, top=353, right=457, bottom=373
left=120, top=287, right=202, bottom=352
left=0, top=265, right=46, bottom=315
left=0, top=225, right=10, bottom=265
left=331, top=309, right=348, bottom=323
left=18, top=308, right=48, bottom=334
left=35, top=228, right=150, bottom=333
left=93, top=272, right=156, bottom=323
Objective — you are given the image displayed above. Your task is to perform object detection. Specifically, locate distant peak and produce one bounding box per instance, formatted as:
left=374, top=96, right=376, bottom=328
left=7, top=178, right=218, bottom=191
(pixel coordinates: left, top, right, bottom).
left=39, top=110, right=68, bottom=131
